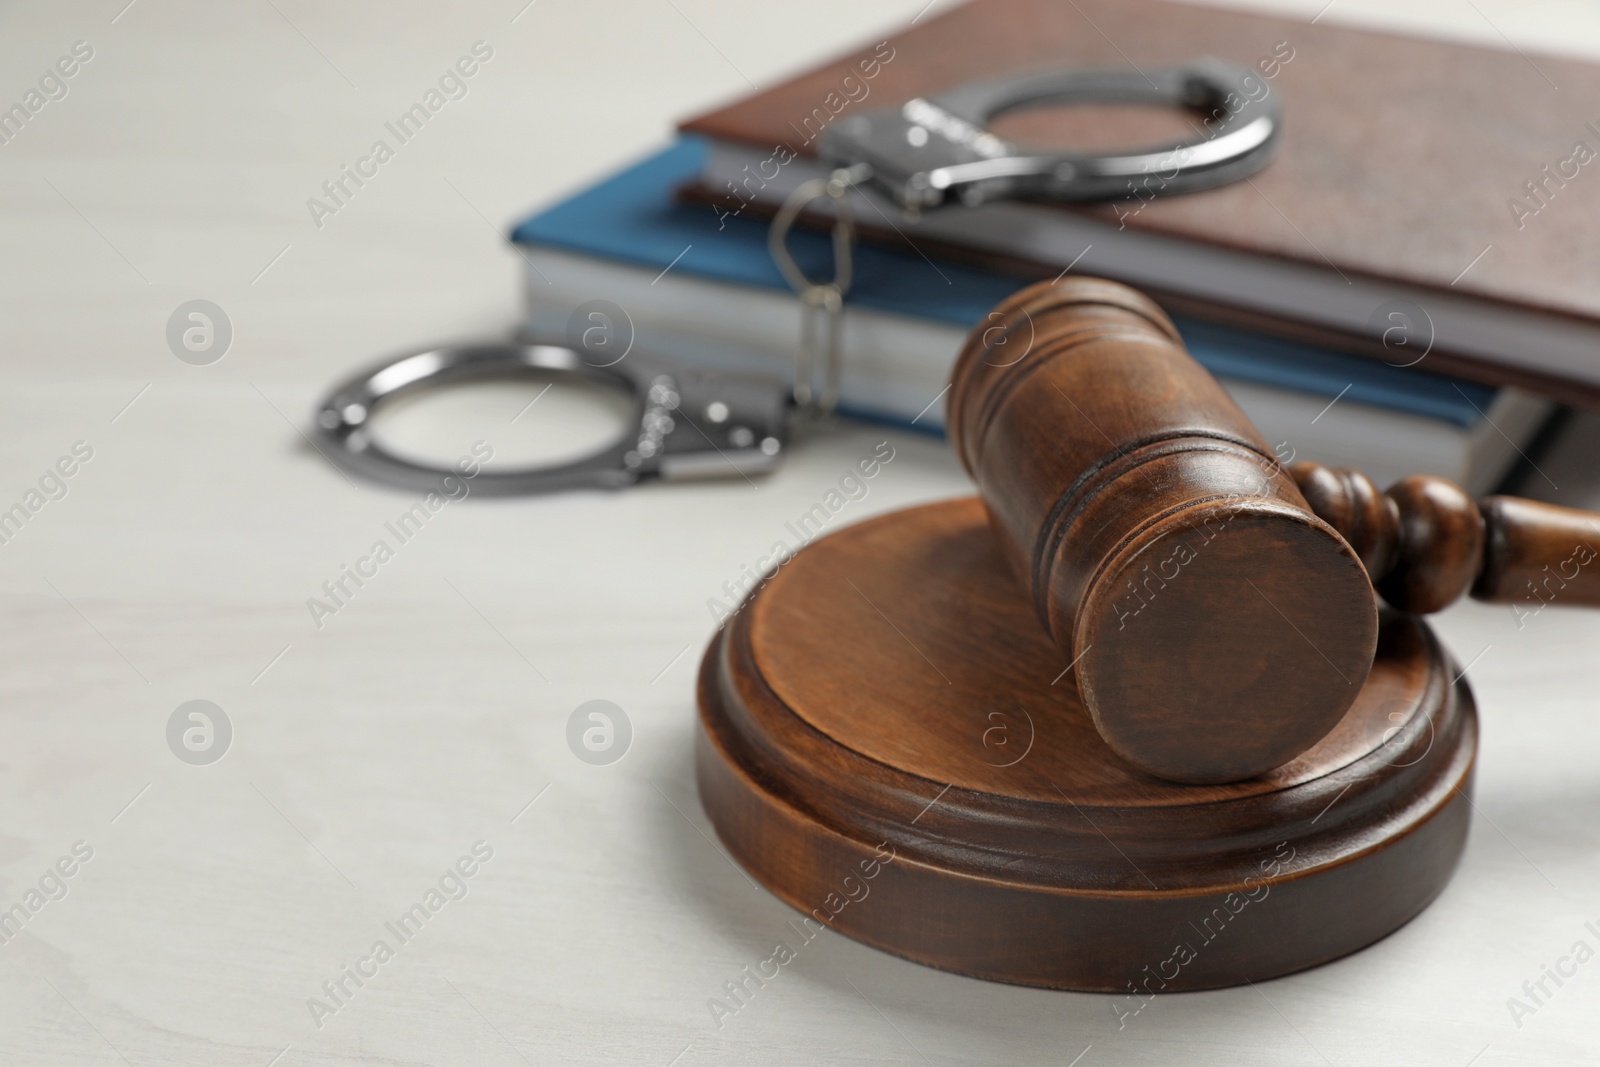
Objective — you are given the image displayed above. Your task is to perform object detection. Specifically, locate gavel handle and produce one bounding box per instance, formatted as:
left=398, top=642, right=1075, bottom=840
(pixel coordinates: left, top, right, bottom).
left=1290, top=461, right=1600, bottom=616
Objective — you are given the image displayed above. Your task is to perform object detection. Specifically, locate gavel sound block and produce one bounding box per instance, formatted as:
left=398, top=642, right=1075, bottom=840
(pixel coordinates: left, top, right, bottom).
left=696, top=277, right=1592, bottom=991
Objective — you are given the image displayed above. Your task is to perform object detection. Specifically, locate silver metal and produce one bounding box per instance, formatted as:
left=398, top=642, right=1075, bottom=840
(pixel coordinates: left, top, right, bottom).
left=817, top=58, right=1281, bottom=212
left=763, top=59, right=1278, bottom=421
left=767, top=163, right=870, bottom=417
left=313, top=342, right=790, bottom=496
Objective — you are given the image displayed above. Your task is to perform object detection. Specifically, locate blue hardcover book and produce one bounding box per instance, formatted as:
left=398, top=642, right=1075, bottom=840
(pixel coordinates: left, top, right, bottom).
left=509, top=137, right=1551, bottom=491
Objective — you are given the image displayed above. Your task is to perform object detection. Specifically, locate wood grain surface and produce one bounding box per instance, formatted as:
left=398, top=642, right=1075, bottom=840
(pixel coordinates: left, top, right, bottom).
left=1293, top=461, right=1600, bottom=615
left=697, top=496, right=1476, bottom=990
left=948, top=277, right=1376, bottom=783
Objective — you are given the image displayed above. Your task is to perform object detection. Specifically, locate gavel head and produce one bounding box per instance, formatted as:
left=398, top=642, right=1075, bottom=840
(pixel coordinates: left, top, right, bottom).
left=949, top=277, right=1378, bottom=784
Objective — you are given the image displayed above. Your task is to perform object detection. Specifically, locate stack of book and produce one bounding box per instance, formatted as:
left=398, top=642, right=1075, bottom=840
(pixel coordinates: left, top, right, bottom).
left=509, top=0, right=1600, bottom=493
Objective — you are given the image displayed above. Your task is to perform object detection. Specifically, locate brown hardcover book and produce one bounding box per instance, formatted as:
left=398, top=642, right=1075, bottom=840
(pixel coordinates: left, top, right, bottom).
left=679, top=0, right=1600, bottom=402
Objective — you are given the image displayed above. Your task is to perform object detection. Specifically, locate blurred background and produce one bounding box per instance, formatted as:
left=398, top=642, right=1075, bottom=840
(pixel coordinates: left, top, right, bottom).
left=2, top=1, right=1599, bottom=1064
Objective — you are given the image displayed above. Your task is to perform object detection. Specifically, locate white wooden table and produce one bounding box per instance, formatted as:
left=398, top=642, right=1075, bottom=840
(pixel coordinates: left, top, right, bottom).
left=2, top=0, right=1599, bottom=1063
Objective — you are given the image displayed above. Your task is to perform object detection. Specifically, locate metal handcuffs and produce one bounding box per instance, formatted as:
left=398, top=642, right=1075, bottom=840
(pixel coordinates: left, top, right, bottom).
left=313, top=344, right=789, bottom=496
left=816, top=57, right=1280, bottom=211
left=314, top=60, right=1280, bottom=495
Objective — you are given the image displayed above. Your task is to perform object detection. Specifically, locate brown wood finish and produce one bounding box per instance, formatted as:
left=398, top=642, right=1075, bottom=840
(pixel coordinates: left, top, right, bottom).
left=1292, top=462, right=1600, bottom=616
left=696, top=497, right=1475, bottom=992
left=948, top=277, right=1377, bottom=784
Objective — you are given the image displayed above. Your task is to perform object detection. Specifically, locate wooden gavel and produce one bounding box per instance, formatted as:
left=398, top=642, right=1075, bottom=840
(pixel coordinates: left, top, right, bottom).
left=950, top=277, right=1600, bottom=784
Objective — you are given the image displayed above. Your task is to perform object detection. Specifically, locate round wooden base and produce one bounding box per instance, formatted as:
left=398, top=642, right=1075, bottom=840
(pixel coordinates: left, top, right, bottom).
left=696, top=497, right=1476, bottom=992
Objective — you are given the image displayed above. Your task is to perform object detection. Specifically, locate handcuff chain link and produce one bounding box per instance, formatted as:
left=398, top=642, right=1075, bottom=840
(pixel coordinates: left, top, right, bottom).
left=766, top=162, right=872, bottom=418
